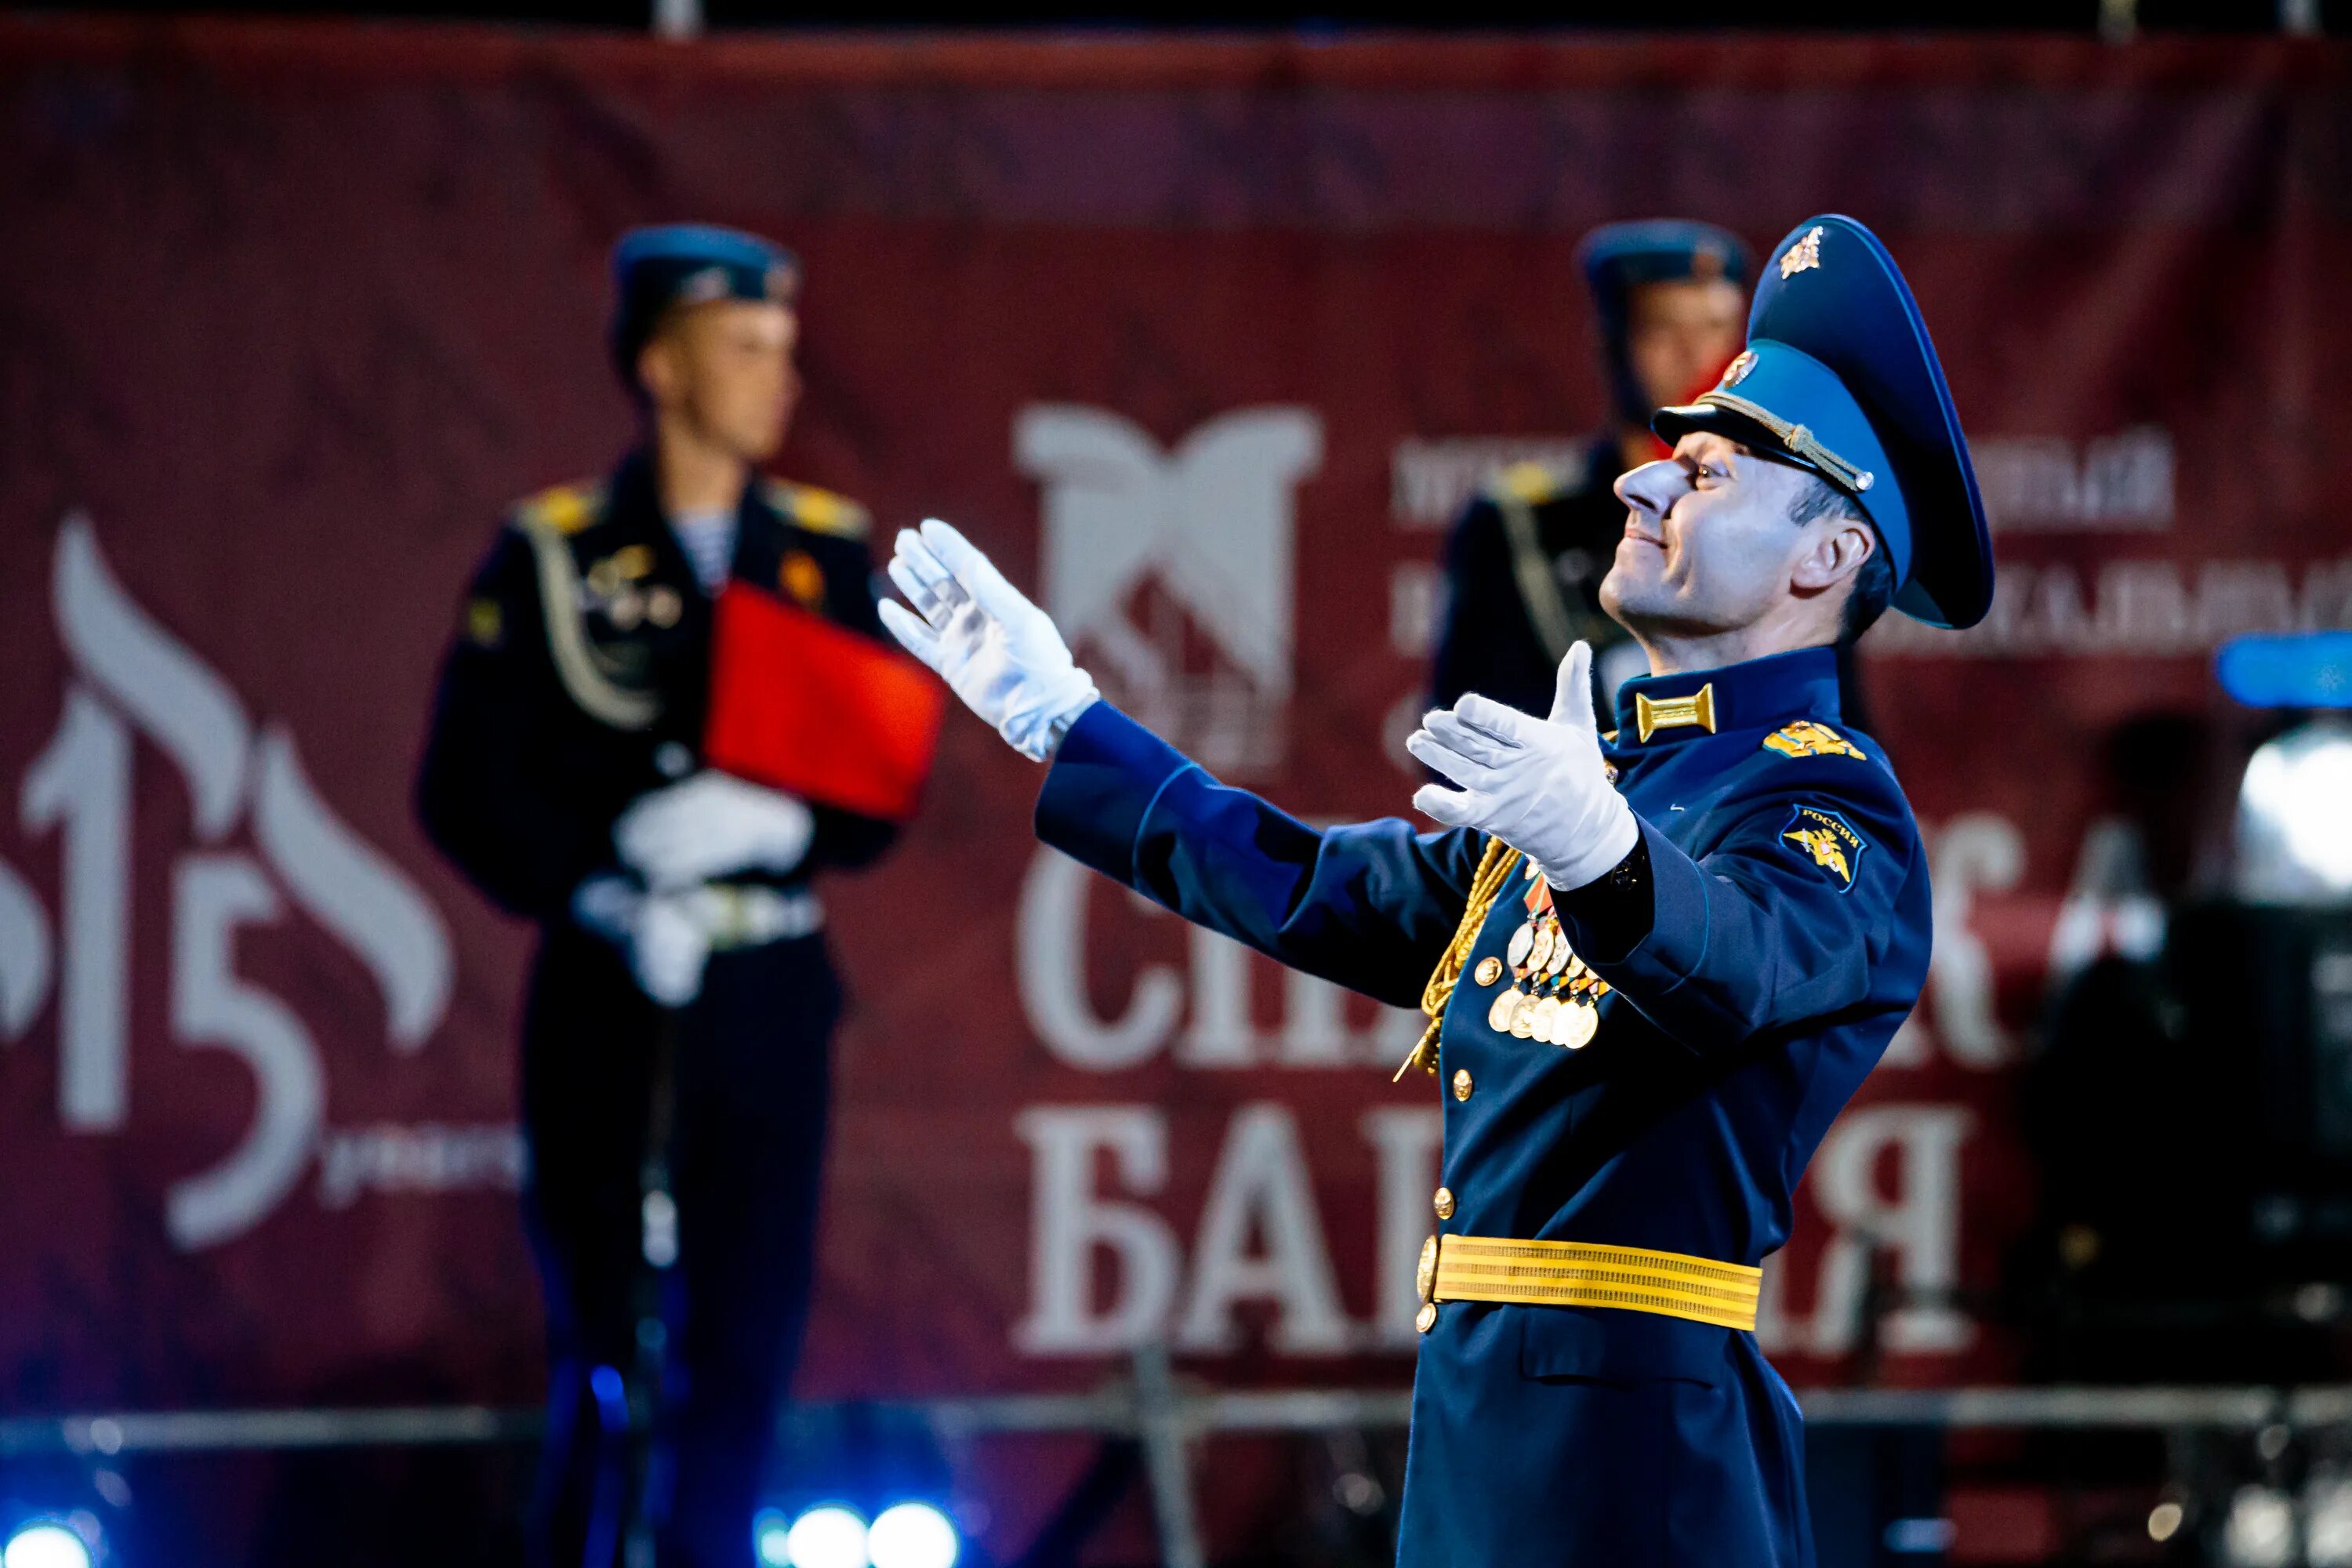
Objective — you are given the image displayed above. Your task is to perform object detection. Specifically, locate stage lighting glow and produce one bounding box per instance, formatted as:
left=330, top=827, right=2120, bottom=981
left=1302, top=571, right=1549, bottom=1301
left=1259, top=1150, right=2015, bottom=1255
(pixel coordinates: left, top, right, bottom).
left=2224, top=1483, right=2296, bottom=1568
left=1881, top=1516, right=1956, bottom=1555
left=2219, top=632, right=2352, bottom=710
left=3, top=1523, right=93, bottom=1568
left=755, top=1507, right=793, bottom=1567
left=2235, top=719, right=2352, bottom=902
left=2307, top=1472, right=2352, bottom=1568
left=868, top=1502, right=959, bottom=1568
left=784, top=1504, right=868, bottom=1568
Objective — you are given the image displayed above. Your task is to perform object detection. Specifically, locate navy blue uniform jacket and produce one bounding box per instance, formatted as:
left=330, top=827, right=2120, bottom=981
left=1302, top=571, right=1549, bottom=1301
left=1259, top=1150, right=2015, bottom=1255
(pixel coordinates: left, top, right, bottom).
left=1034, top=645, right=1929, bottom=1567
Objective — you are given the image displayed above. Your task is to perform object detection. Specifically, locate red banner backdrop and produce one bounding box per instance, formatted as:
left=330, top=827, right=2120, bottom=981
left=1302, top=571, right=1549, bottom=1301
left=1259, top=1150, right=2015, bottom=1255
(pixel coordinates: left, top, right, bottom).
left=0, top=15, right=2348, bottom=1541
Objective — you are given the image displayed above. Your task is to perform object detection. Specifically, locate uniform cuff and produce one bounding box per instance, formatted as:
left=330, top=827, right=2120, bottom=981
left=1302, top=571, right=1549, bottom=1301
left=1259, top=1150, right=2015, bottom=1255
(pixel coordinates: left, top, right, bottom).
left=1548, top=833, right=1653, bottom=960
left=1559, top=818, right=1711, bottom=996
left=1033, top=702, right=1196, bottom=884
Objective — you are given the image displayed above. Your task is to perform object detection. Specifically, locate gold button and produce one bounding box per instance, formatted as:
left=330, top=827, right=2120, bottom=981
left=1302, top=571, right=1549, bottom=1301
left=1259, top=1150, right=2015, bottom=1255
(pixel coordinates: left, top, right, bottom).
left=1415, top=1302, right=1439, bottom=1334
left=1433, top=1186, right=1455, bottom=1220
left=1452, top=1069, right=1473, bottom=1102
left=1472, top=956, right=1503, bottom=987
left=1416, top=1235, right=1439, bottom=1302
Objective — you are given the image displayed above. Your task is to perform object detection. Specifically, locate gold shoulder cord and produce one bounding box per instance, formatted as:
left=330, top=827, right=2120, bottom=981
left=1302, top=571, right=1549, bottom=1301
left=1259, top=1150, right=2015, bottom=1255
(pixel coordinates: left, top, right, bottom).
left=515, top=512, right=661, bottom=731
left=1395, top=836, right=1523, bottom=1081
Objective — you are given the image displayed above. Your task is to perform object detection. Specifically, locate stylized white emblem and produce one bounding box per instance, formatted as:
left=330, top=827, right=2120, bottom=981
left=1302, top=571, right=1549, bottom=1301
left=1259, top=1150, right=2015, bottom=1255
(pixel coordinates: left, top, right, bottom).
left=1015, top=406, right=1323, bottom=774
left=4, top=515, right=454, bottom=1249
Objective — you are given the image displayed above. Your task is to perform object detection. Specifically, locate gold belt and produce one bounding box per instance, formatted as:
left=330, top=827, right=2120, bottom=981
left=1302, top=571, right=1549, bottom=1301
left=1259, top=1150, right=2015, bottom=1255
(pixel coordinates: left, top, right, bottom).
left=1417, top=1233, right=1761, bottom=1333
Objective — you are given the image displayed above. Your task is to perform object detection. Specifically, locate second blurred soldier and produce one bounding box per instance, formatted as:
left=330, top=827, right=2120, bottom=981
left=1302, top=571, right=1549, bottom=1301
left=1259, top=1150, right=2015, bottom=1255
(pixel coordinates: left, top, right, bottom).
left=1431, top=220, right=1749, bottom=717
left=417, top=226, right=896, bottom=1568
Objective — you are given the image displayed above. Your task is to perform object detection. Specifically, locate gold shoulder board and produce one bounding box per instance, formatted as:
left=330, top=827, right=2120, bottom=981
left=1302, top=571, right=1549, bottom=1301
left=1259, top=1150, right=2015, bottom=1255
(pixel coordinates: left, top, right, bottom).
left=512, top=481, right=606, bottom=537
left=765, top=479, right=870, bottom=540
left=1762, top=720, right=1867, bottom=762
left=1486, top=460, right=1564, bottom=507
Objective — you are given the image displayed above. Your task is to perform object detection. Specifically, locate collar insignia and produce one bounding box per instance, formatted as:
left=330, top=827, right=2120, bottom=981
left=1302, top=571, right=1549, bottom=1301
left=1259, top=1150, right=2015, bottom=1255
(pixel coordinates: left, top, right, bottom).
left=1633, top=683, right=1717, bottom=742
left=1778, top=225, right=1824, bottom=280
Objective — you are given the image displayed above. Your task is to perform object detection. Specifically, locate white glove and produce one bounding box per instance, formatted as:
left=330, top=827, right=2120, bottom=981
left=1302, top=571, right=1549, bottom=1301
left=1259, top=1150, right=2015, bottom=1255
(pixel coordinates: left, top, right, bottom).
left=877, top=518, right=1098, bottom=762
left=629, top=895, right=712, bottom=1007
left=572, top=876, right=713, bottom=1008
left=613, top=771, right=814, bottom=894
left=1406, top=642, right=1640, bottom=892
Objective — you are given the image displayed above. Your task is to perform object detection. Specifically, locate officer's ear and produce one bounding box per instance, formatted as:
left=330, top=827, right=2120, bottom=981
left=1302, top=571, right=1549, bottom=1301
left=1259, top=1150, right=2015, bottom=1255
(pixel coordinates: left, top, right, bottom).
left=1789, top=513, right=1874, bottom=597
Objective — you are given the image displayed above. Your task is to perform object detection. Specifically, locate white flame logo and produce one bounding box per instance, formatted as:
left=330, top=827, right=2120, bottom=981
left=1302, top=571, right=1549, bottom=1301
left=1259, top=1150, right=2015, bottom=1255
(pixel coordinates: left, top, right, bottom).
left=2, top=514, right=452, bottom=1249
left=1017, top=405, right=1322, bottom=713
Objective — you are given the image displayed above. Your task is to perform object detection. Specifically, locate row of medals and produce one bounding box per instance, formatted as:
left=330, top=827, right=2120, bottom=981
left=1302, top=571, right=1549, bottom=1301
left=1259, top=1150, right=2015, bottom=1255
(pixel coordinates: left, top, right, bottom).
left=1475, top=895, right=1610, bottom=1051
left=586, top=549, right=684, bottom=633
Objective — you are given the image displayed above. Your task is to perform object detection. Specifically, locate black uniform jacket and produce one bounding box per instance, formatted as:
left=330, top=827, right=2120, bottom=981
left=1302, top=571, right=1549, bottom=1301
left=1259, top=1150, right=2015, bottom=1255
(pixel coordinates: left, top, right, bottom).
left=417, top=449, right=897, bottom=923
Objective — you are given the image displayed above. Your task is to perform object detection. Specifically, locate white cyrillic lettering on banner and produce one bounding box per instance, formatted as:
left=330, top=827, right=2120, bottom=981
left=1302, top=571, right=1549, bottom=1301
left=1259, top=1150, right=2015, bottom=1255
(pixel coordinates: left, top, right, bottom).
left=1013, top=1105, right=1180, bottom=1354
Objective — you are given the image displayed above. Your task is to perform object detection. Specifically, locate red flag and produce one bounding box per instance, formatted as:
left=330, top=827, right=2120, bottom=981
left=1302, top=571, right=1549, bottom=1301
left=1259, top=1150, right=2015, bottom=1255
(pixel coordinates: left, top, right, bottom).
left=704, top=582, right=946, bottom=823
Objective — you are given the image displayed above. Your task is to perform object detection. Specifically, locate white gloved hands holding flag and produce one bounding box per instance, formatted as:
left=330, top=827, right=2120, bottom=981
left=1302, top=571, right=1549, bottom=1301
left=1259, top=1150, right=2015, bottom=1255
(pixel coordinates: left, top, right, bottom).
left=1406, top=641, right=1640, bottom=892
left=613, top=770, right=815, bottom=894
left=877, top=518, right=1099, bottom=762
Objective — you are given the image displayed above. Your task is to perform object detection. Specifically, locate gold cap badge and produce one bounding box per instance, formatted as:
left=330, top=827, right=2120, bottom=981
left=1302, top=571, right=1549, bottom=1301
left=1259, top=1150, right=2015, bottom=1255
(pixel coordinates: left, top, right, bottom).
left=1778, top=225, right=1824, bottom=280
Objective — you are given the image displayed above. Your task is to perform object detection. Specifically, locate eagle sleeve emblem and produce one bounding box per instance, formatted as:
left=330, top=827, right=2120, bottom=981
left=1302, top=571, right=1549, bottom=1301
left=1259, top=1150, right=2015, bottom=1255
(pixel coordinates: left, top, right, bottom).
left=1780, top=804, right=1867, bottom=891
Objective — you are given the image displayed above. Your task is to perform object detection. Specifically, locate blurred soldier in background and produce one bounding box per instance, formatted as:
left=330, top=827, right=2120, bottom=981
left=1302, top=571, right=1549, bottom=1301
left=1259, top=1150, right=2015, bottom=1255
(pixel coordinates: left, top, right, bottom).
left=417, top=225, right=896, bottom=1568
left=1431, top=220, right=1750, bottom=717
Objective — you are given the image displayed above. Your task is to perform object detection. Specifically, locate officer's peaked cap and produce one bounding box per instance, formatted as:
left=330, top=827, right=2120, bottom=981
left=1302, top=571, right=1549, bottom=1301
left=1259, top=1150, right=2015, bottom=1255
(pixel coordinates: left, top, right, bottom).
left=1652, top=214, right=1994, bottom=630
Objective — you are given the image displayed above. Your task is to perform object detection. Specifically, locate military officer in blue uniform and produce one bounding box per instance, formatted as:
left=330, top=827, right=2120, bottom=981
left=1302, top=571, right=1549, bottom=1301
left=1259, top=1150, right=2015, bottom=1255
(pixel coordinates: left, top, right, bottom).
left=417, top=225, right=896, bottom=1568
left=1432, top=220, right=1750, bottom=718
left=879, top=212, right=1992, bottom=1565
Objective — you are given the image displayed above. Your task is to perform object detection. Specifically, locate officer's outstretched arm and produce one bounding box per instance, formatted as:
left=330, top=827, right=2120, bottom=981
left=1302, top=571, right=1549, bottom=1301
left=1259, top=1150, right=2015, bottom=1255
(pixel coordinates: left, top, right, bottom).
left=882, top=520, right=1484, bottom=1007
left=1040, top=704, right=1489, bottom=1008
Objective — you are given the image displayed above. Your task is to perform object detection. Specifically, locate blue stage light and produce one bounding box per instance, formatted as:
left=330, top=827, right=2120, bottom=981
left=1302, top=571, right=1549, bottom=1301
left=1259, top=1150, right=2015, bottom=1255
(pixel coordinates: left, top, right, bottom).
left=784, top=1504, right=868, bottom=1568
left=3, top=1522, right=93, bottom=1568
left=754, top=1507, right=793, bottom=1566
left=868, top=1502, right=959, bottom=1568
left=2219, top=632, right=2352, bottom=710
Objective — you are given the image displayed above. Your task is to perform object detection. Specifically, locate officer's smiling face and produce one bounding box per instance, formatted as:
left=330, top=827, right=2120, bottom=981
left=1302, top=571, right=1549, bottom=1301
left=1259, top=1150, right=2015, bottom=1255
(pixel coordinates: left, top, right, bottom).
left=1602, top=430, right=1833, bottom=640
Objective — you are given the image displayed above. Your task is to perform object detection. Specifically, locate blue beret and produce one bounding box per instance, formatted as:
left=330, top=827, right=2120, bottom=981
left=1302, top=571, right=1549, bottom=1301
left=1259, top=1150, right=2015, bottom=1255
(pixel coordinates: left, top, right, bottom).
left=608, top=223, right=800, bottom=386
left=1577, top=220, right=1751, bottom=426
left=1577, top=219, right=1751, bottom=307
left=1652, top=215, right=1994, bottom=631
